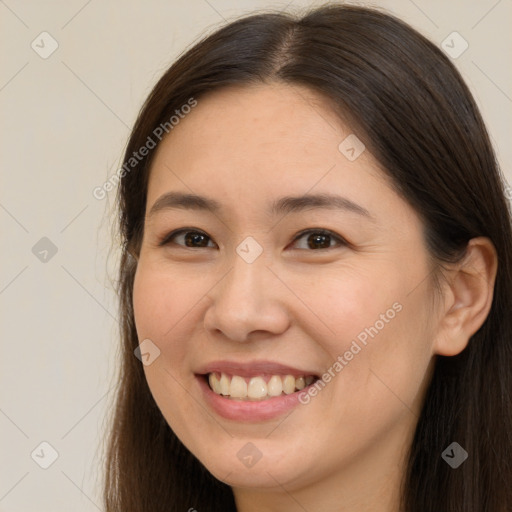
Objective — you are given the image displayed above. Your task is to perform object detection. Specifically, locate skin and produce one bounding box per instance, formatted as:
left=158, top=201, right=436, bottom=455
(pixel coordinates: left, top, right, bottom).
left=132, top=83, right=497, bottom=511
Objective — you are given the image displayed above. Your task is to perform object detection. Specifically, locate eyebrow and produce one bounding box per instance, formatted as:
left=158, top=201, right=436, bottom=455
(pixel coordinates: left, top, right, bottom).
left=147, top=191, right=373, bottom=219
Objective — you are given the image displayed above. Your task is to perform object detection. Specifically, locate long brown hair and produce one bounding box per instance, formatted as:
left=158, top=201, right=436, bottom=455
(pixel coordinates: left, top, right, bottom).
left=104, top=4, right=512, bottom=511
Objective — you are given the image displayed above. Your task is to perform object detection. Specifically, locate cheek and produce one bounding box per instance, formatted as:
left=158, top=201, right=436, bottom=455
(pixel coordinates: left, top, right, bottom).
left=289, top=263, right=401, bottom=348
left=132, top=262, right=197, bottom=400
left=132, top=261, right=204, bottom=342
left=297, top=259, right=433, bottom=414
left=337, top=298, right=433, bottom=443
left=132, top=263, right=202, bottom=430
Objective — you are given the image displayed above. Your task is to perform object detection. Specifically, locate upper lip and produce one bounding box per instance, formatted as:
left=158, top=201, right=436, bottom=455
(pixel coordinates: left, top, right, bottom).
left=196, top=360, right=319, bottom=378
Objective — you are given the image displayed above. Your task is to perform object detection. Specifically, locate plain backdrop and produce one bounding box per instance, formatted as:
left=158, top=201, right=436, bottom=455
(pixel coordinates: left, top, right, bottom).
left=1, top=0, right=511, bottom=510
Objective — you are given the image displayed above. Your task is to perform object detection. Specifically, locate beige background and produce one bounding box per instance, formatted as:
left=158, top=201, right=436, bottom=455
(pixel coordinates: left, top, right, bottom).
left=1, top=0, right=510, bottom=509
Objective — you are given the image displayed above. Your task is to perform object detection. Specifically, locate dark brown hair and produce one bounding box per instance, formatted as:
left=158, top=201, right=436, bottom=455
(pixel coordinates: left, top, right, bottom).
left=104, top=4, right=512, bottom=511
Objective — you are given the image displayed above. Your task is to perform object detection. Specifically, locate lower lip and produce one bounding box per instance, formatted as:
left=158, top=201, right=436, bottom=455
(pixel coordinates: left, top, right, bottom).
left=196, top=375, right=312, bottom=422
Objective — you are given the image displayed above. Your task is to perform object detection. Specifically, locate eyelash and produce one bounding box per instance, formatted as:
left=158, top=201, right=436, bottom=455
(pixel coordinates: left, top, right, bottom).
left=158, top=227, right=348, bottom=251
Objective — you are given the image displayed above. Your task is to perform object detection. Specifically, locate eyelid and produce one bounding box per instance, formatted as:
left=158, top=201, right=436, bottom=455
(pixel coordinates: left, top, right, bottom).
left=159, top=227, right=348, bottom=250
left=289, top=228, right=348, bottom=250
left=158, top=227, right=216, bottom=247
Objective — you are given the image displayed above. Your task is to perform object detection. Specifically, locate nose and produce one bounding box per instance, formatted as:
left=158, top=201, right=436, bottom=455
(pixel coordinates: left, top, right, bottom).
left=203, top=251, right=290, bottom=343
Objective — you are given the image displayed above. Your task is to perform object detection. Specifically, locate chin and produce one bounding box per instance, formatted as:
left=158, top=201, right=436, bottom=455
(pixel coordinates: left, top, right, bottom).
left=211, top=460, right=298, bottom=490
left=190, top=438, right=311, bottom=491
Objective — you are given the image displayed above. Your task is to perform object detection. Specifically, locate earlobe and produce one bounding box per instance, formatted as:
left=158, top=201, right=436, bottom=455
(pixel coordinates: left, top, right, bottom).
left=434, top=237, right=498, bottom=357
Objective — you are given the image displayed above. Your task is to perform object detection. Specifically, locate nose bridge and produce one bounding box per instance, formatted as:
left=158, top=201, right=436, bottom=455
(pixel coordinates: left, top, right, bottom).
left=230, top=255, right=261, bottom=297
left=222, top=233, right=272, bottom=299
left=219, top=248, right=270, bottom=314
left=204, top=244, right=288, bottom=341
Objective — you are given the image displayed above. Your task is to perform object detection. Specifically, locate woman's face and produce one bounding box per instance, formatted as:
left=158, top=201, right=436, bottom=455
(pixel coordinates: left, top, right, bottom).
left=133, top=83, right=439, bottom=496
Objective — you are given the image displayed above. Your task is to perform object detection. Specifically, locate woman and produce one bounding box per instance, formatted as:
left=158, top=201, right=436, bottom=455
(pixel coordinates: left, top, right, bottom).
left=104, top=4, right=512, bottom=511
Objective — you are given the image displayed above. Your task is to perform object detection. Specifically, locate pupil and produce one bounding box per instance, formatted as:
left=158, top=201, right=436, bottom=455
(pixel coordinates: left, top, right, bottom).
left=185, top=232, right=208, bottom=247
left=309, top=233, right=330, bottom=249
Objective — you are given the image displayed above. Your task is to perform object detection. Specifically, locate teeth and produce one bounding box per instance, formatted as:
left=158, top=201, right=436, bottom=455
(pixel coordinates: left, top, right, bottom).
left=230, top=376, right=247, bottom=398
left=267, top=375, right=283, bottom=396
left=248, top=377, right=267, bottom=399
left=283, top=375, right=296, bottom=394
left=219, top=373, right=230, bottom=395
left=209, top=373, right=221, bottom=394
left=207, top=372, right=316, bottom=400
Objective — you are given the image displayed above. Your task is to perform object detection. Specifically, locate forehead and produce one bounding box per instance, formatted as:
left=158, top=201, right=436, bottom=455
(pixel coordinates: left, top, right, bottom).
left=164, top=83, right=346, bottom=156
left=142, top=83, right=425, bottom=246
left=147, top=83, right=388, bottom=201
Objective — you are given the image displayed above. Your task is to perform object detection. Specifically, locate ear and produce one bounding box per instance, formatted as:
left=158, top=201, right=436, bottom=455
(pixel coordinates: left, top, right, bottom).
left=434, top=237, right=498, bottom=357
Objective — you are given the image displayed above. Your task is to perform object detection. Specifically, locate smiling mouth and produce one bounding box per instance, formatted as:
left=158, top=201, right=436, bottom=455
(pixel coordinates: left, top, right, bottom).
left=203, top=372, right=319, bottom=401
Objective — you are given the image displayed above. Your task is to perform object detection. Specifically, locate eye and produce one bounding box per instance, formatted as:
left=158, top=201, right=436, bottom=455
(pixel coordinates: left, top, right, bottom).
left=159, top=227, right=347, bottom=251
left=290, top=228, right=347, bottom=250
left=159, top=229, right=216, bottom=248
